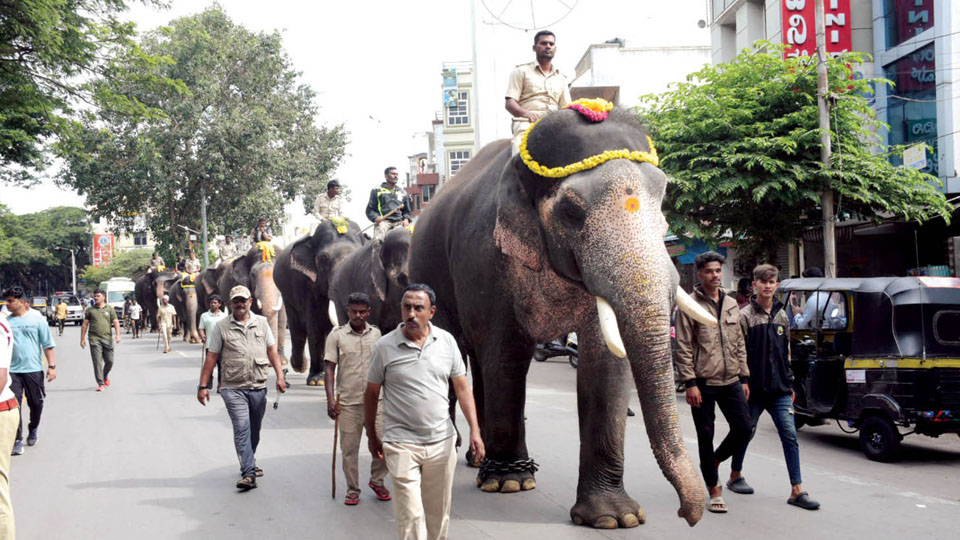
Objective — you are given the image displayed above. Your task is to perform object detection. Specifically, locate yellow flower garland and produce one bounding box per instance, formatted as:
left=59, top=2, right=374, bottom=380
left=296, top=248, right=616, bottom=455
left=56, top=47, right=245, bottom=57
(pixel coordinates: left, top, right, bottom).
left=329, top=216, right=349, bottom=235
left=256, top=241, right=276, bottom=262
left=518, top=99, right=659, bottom=179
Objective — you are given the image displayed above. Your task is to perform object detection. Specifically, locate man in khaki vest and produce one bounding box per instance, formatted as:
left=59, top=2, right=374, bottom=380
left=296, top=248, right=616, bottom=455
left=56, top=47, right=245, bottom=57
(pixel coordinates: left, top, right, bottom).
left=197, top=285, right=287, bottom=491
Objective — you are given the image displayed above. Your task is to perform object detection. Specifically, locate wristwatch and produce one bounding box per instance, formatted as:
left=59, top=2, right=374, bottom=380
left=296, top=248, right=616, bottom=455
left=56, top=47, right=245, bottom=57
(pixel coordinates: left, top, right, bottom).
left=47, top=365, right=56, bottom=369
left=197, top=385, right=206, bottom=391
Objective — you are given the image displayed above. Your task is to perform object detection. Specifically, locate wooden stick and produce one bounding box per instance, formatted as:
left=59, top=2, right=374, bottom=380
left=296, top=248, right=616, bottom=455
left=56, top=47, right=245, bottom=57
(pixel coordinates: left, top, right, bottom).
left=332, top=392, right=341, bottom=499
left=359, top=206, right=402, bottom=234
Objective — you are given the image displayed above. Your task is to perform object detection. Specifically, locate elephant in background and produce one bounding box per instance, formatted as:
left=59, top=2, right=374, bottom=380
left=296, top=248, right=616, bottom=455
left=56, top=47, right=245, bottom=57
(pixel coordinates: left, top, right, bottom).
left=329, top=226, right=411, bottom=331
left=169, top=273, right=201, bottom=343
left=134, top=268, right=178, bottom=331
left=408, top=107, right=716, bottom=528
left=217, top=244, right=287, bottom=360
left=273, top=219, right=364, bottom=385
left=195, top=267, right=222, bottom=314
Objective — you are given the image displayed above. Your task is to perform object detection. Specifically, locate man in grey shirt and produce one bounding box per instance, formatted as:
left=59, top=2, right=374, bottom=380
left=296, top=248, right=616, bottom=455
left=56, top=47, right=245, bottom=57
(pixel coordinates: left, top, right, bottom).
left=365, top=284, right=484, bottom=540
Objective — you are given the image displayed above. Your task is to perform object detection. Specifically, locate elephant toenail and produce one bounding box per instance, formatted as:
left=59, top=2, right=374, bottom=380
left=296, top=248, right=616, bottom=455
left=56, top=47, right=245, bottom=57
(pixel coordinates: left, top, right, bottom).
left=593, top=516, right=618, bottom=529
left=480, top=479, right=500, bottom=492
left=521, top=478, right=536, bottom=491
left=620, top=513, right=640, bottom=528
left=501, top=480, right=520, bottom=493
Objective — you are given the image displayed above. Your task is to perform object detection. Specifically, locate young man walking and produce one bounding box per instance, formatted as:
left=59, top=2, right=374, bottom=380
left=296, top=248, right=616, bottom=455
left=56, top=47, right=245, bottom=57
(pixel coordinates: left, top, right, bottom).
left=365, top=284, right=484, bottom=540
left=198, top=295, right=227, bottom=392
left=324, top=292, right=390, bottom=506
left=197, top=286, right=286, bottom=491
left=129, top=298, right=142, bottom=339
left=728, top=264, right=820, bottom=510
left=80, top=290, right=121, bottom=391
left=674, top=251, right=752, bottom=514
left=2, top=287, right=56, bottom=455
left=55, top=298, right=67, bottom=337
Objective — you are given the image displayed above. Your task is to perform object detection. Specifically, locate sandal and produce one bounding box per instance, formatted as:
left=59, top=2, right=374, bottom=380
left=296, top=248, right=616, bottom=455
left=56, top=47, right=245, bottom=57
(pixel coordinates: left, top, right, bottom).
left=253, top=467, right=264, bottom=478
left=236, top=476, right=257, bottom=491
left=787, top=491, right=820, bottom=510
left=369, top=481, right=392, bottom=501
left=708, top=496, right=728, bottom=513
left=344, top=492, right=359, bottom=506
left=726, top=477, right=754, bottom=494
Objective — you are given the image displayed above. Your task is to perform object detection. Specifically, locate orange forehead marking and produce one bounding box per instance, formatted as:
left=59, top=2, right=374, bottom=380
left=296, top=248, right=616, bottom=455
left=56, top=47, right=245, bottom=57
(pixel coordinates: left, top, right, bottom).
left=625, top=197, right=640, bottom=212
left=265, top=270, right=272, bottom=277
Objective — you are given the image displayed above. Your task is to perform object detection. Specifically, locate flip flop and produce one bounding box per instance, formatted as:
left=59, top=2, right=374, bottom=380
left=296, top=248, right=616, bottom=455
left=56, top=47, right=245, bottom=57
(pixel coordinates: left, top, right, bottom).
left=236, top=476, right=257, bottom=491
left=726, top=477, right=754, bottom=494
left=787, top=492, right=820, bottom=510
left=253, top=467, right=264, bottom=478
left=708, top=496, right=728, bottom=513
left=344, top=493, right=360, bottom=506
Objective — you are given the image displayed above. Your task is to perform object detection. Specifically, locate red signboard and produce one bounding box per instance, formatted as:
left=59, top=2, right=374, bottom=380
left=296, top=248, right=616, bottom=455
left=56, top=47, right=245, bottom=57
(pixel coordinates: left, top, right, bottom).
left=895, top=0, right=934, bottom=45
left=782, top=0, right=852, bottom=61
left=92, top=233, right=114, bottom=267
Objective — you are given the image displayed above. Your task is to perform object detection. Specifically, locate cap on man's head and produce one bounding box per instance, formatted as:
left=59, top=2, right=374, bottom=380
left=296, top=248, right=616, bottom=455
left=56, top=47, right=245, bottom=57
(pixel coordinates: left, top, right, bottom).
left=229, top=285, right=251, bottom=300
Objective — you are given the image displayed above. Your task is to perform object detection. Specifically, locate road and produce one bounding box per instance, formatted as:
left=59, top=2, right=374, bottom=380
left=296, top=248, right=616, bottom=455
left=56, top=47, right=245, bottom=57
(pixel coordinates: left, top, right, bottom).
left=11, top=324, right=960, bottom=540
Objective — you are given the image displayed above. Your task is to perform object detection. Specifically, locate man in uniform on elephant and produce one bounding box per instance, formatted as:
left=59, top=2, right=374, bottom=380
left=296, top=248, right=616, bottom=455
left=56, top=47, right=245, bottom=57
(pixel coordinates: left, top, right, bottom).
left=674, top=251, right=752, bottom=515
left=149, top=252, right=165, bottom=270
left=365, top=167, right=412, bottom=249
left=184, top=250, right=202, bottom=274
left=324, top=292, right=391, bottom=506
left=364, top=284, right=484, bottom=540
left=314, top=179, right=344, bottom=223
left=504, top=30, right=571, bottom=155
left=218, top=234, right=238, bottom=265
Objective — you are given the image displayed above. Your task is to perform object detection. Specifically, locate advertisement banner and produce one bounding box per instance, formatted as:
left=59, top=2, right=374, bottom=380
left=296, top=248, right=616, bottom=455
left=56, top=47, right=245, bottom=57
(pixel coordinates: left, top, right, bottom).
left=782, top=0, right=852, bottom=61
left=92, top=233, right=115, bottom=267
left=895, top=0, right=934, bottom=45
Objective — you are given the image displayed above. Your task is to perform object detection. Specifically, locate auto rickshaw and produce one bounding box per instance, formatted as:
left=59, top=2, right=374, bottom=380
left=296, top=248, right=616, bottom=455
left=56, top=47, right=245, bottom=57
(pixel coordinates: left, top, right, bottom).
left=780, top=276, right=960, bottom=462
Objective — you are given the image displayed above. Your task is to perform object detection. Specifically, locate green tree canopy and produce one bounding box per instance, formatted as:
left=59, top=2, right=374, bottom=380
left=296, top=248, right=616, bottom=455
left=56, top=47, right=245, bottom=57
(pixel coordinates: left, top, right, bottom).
left=639, top=42, right=950, bottom=262
left=0, top=0, right=166, bottom=184
left=0, top=205, right=91, bottom=293
left=81, top=248, right=152, bottom=290
left=57, top=5, right=346, bottom=253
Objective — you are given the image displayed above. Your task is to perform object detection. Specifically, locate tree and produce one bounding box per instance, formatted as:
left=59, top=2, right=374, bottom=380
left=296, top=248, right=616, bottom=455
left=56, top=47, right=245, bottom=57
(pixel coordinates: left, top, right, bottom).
left=0, top=205, right=91, bottom=293
left=639, top=42, right=950, bottom=262
left=0, top=0, right=166, bottom=184
left=57, top=6, right=346, bottom=254
left=81, top=248, right=152, bottom=289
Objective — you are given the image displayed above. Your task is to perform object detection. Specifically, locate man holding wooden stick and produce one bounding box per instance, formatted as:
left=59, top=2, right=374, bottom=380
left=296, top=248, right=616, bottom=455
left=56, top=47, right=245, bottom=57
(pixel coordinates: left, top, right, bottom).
left=324, top=292, right=390, bottom=506
left=365, top=166, right=412, bottom=250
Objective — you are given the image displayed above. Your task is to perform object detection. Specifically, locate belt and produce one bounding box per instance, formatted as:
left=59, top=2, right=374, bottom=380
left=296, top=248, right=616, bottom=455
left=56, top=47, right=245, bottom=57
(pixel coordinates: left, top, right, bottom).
left=0, top=398, right=19, bottom=412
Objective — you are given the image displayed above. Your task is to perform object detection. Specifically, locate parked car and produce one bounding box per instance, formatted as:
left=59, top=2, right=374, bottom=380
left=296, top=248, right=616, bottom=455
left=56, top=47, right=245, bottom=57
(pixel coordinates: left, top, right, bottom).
left=46, top=293, right=84, bottom=326
left=780, top=276, right=960, bottom=462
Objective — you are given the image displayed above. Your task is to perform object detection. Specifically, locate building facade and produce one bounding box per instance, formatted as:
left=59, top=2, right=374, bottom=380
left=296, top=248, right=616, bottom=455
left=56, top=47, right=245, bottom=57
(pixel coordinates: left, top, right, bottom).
left=441, top=62, right=478, bottom=181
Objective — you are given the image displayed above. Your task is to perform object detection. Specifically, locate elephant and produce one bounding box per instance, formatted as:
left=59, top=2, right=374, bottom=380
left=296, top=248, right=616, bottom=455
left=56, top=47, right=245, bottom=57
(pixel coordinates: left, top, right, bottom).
left=195, top=267, right=221, bottom=315
left=169, top=273, right=201, bottom=343
left=216, top=244, right=287, bottom=360
left=329, top=226, right=411, bottom=331
left=273, top=219, right=365, bottom=385
left=134, top=268, right=179, bottom=331
left=407, top=106, right=717, bottom=528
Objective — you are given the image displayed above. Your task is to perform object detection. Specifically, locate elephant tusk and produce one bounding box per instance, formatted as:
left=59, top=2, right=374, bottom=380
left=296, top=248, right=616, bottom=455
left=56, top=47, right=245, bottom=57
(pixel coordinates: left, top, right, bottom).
left=328, top=300, right=339, bottom=327
left=675, top=285, right=717, bottom=326
left=272, top=294, right=283, bottom=312
left=596, top=297, right=627, bottom=359
left=257, top=299, right=262, bottom=310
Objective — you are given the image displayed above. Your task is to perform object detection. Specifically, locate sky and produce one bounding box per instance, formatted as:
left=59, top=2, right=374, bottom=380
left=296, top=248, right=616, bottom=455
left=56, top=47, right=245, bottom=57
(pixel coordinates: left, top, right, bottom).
left=7, top=0, right=711, bottom=226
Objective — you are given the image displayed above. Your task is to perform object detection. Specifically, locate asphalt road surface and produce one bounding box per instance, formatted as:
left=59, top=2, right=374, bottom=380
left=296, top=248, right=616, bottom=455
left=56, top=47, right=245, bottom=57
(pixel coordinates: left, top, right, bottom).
left=11, top=324, right=960, bottom=540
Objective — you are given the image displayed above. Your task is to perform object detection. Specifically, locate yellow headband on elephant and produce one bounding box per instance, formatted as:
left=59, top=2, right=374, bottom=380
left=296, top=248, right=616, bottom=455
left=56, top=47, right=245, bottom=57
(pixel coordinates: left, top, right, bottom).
left=518, top=98, right=660, bottom=179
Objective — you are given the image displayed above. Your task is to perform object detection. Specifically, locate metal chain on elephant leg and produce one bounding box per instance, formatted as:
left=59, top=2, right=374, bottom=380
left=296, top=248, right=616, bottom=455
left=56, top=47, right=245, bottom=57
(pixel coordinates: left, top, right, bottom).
left=477, top=457, right=539, bottom=481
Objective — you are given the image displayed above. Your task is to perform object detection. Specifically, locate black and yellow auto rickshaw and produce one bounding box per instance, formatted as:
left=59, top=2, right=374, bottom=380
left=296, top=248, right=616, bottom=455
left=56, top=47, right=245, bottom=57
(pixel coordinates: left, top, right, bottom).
left=780, top=276, right=960, bottom=461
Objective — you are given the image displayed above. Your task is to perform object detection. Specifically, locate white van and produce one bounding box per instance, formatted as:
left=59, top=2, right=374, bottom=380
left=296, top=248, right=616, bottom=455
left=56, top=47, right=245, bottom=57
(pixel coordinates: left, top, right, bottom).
left=100, top=277, right=137, bottom=319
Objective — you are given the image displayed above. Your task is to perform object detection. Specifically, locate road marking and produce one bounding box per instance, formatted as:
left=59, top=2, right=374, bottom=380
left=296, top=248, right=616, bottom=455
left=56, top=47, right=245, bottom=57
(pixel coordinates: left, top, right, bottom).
left=177, top=351, right=187, bottom=358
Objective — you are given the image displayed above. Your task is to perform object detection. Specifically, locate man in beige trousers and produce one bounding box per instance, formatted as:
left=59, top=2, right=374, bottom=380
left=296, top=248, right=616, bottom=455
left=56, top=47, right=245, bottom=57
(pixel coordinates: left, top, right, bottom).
left=324, top=292, right=391, bottom=505
left=365, top=284, right=484, bottom=540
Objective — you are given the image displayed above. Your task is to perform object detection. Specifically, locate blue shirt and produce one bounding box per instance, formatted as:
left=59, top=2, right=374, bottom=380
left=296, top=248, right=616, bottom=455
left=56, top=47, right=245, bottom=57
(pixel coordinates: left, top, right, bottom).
left=8, top=309, right=55, bottom=373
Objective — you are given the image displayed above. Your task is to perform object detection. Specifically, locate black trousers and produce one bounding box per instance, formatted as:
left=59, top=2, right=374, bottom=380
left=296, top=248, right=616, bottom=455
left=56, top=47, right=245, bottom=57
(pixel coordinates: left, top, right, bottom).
left=11, top=371, right=45, bottom=441
left=690, top=380, right=753, bottom=488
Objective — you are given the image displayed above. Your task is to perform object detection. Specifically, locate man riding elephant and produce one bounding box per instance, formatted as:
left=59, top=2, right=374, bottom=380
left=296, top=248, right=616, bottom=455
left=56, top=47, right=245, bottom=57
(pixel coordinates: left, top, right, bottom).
left=408, top=99, right=716, bottom=529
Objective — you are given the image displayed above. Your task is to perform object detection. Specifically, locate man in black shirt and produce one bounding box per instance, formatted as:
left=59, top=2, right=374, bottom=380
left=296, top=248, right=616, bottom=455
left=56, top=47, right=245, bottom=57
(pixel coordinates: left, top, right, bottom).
left=365, top=166, right=412, bottom=248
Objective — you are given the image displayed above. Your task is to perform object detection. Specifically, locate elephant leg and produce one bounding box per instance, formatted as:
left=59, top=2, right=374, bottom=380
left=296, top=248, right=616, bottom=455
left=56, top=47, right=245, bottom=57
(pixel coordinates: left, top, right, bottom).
left=288, top=309, right=308, bottom=374
left=476, top=330, right=536, bottom=494
left=276, top=307, right=287, bottom=362
left=305, top=312, right=331, bottom=386
left=569, top=320, right=643, bottom=530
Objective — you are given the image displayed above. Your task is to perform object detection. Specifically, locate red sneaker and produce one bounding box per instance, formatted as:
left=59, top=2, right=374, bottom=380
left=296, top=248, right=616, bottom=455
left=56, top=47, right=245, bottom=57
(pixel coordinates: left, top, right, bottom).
left=96, top=386, right=105, bottom=392
left=369, top=482, right=391, bottom=501
left=104, top=379, right=111, bottom=387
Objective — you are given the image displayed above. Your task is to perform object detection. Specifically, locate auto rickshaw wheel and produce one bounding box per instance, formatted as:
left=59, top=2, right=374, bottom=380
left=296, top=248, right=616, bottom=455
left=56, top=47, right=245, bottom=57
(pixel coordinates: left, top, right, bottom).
left=859, top=415, right=901, bottom=462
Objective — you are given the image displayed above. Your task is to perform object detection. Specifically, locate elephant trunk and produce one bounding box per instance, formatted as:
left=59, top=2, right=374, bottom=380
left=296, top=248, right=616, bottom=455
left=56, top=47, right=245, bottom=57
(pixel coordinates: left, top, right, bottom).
left=185, top=288, right=200, bottom=343
left=254, top=263, right=285, bottom=359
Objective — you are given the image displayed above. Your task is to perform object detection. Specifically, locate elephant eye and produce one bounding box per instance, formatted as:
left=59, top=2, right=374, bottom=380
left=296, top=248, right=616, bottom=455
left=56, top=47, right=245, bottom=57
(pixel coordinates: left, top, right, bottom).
left=555, top=196, right=586, bottom=230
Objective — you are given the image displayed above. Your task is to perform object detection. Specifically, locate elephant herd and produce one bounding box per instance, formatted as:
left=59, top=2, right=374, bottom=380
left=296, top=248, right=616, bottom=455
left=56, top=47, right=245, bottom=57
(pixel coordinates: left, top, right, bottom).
left=134, top=107, right=722, bottom=529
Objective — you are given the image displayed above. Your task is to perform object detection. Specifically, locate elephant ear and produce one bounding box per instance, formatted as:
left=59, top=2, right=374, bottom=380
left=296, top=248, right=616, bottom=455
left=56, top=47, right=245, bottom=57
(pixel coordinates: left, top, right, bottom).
left=201, top=271, right=217, bottom=296
left=493, top=160, right=545, bottom=271
left=231, top=254, right=251, bottom=289
left=289, top=235, right=317, bottom=283
left=371, top=245, right=387, bottom=303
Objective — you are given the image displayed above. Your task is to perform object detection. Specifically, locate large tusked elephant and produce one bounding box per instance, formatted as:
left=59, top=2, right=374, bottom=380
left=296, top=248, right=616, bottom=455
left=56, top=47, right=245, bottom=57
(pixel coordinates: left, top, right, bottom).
left=169, top=273, right=201, bottom=343
left=329, top=226, right=411, bottom=331
left=273, top=219, right=364, bottom=385
left=217, top=245, right=287, bottom=360
left=408, top=106, right=716, bottom=528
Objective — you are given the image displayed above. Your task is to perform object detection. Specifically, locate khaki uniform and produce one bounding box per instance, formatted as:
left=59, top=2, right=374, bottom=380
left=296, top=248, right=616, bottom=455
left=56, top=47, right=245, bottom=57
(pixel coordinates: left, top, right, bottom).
left=505, top=62, right=571, bottom=154
left=313, top=192, right=343, bottom=222
left=158, top=304, right=177, bottom=351
left=324, top=323, right=387, bottom=496
left=184, top=257, right=201, bottom=273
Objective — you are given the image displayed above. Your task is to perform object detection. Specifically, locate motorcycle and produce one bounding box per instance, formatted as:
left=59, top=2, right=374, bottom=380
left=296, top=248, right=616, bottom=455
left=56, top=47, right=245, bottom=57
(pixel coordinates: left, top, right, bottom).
left=533, top=333, right=579, bottom=368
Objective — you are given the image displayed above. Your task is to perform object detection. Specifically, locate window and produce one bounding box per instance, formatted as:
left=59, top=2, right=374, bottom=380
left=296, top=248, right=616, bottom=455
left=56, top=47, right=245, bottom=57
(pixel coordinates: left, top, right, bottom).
left=447, top=91, right=469, bottom=126
left=134, top=231, right=148, bottom=246
left=449, top=150, right=471, bottom=176
left=422, top=185, right=434, bottom=203
left=933, top=311, right=960, bottom=345
left=788, top=291, right=847, bottom=330
left=884, top=43, right=937, bottom=175
left=884, top=0, right=934, bottom=48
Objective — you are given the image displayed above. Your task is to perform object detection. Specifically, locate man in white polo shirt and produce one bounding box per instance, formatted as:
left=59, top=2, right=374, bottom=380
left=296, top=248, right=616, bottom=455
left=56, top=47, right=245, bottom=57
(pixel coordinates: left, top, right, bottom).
left=364, top=284, right=484, bottom=540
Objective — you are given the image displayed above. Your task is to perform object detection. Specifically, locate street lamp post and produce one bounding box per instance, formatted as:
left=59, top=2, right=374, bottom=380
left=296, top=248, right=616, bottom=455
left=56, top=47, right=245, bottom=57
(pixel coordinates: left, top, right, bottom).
left=53, top=247, right=77, bottom=295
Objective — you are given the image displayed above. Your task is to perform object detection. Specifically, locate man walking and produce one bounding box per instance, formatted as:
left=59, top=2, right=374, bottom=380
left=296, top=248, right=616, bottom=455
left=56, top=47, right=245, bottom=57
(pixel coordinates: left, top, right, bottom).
left=2, top=287, right=56, bottom=455
left=198, top=295, right=228, bottom=392
left=197, top=286, right=287, bottom=491
left=365, top=167, right=412, bottom=249
left=0, top=311, right=20, bottom=536
left=324, top=292, right=390, bottom=506
left=314, top=179, right=344, bottom=223
left=80, top=290, right=121, bottom=392
left=504, top=30, right=571, bottom=154
left=55, top=298, right=67, bottom=337
left=157, top=295, right=177, bottom=354
left=674, top=251, right=752, bottom=514
left=365, top=284, right=484, bottom=540
left=129, top=298, right=142, bottom=339
left=729, top=264, right=820, bottom=510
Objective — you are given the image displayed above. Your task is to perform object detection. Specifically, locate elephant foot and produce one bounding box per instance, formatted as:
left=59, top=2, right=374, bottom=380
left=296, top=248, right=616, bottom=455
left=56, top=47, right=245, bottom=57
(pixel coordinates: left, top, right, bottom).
left=476, top=457, right=537, bottom=493
left=306, top=373, right=325, bottom=387
left=570, top=492, right=645, bottom=529
left=290, top=355, right=307, bottom=374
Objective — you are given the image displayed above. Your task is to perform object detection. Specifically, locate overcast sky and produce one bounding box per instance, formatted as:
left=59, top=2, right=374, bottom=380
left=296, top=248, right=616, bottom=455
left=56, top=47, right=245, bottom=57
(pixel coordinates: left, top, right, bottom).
left=9, top=0, right=710, bottom=224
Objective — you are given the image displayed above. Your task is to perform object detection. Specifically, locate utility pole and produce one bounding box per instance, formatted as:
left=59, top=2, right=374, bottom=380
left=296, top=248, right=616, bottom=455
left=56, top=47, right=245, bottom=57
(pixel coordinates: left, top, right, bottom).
left=201, top=181, right=208, bottom=269
left=815, top=0, right=837, bottom=278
